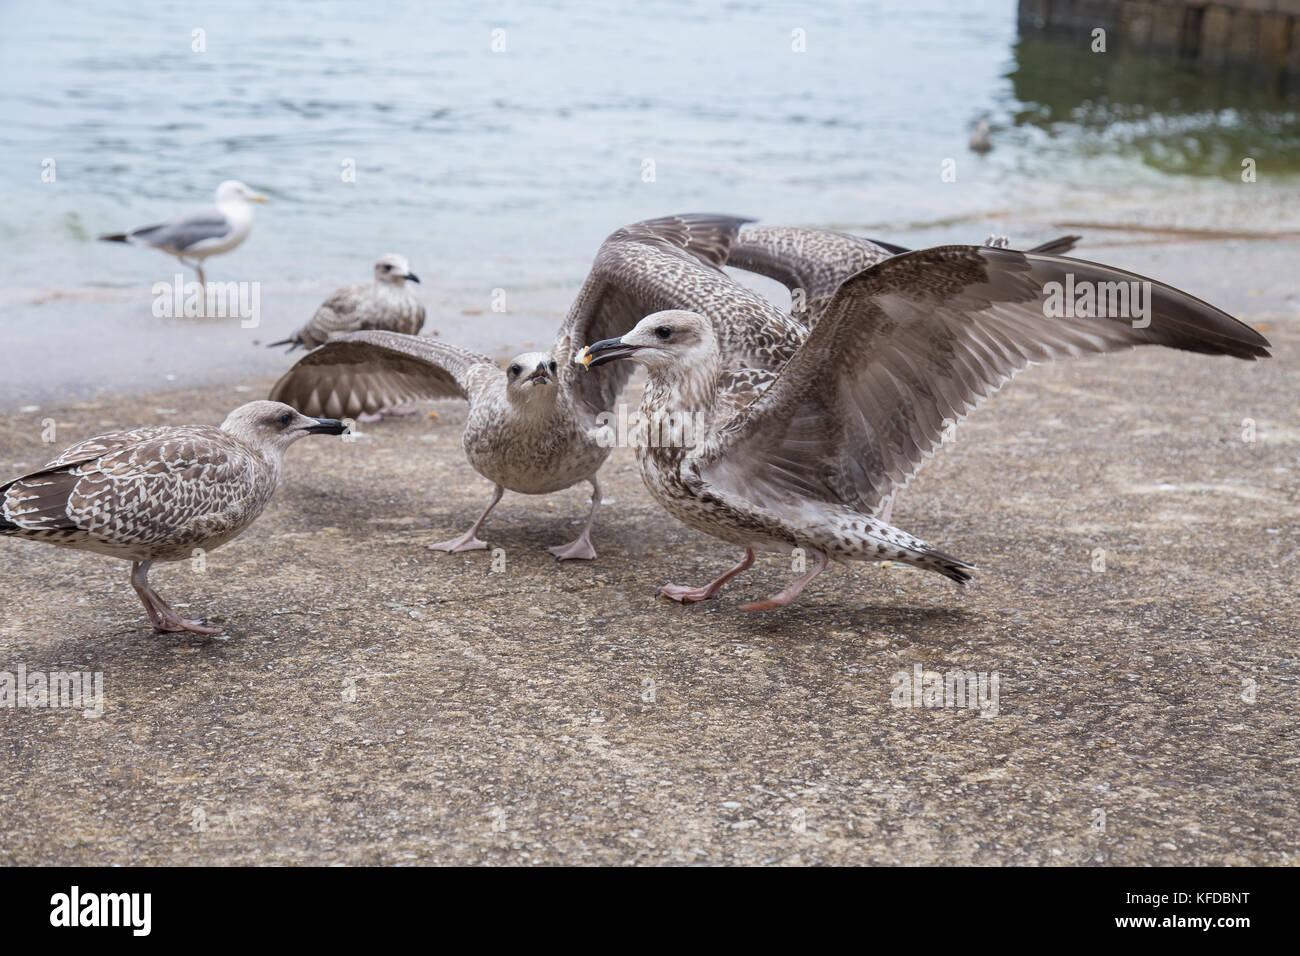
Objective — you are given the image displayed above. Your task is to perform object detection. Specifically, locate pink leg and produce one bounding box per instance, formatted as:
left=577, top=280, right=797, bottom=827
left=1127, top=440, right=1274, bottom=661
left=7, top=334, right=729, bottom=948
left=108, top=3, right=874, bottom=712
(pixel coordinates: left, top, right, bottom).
left=878, top=494, right=895, bottom=526
left=428, top=485, right=503, bottom=553
left=740, top=548, right=829, bottom=612
left=357, top=411, right=383, bottom=423
left=656, top=549, right=756, bottom=604
left=130, top=560, right=224, bottom=635
left=547, top=477, right=601, bottom=561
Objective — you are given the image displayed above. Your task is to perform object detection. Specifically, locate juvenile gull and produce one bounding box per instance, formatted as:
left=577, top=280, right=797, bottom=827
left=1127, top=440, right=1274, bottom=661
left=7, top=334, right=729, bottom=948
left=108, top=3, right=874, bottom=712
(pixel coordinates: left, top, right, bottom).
left=0, top=401, right=344, bottom=634
left=99, top=180, right=268, bottom=287
left=579, top=246, right=1270, bottom=610
left=269, top=213, right=751, bottom=560
left=267, top=254, right=425, bottom=353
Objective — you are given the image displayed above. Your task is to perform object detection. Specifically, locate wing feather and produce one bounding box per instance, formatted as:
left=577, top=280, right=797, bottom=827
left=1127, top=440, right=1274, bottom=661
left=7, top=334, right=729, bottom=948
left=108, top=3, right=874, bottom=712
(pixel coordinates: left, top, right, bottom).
left=269, top=331, right=500, bottom=419
left=702, top=245, right=1270, bottom=515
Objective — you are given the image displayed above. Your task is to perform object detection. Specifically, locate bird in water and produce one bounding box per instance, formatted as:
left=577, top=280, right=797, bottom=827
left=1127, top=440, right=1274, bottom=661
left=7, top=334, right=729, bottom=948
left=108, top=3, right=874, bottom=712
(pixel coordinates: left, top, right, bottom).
left=269, top=213, right=753, bottom=560
left=0, top=402, right=345, bottom=634
left=99, top=180, right=267, bottom=288
left=579, top=246, right=1270, bottom=611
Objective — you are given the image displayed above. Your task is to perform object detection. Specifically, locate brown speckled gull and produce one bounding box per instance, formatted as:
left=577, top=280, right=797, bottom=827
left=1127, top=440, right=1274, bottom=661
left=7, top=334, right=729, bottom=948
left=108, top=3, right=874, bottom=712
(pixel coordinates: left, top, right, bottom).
left=268, top=253, right=425, bottom=353
left=579, top=245, right=1270, bottom=610
left=0, top=401, right=345, bottom=634
left=269, top=213, right=753, bottom=561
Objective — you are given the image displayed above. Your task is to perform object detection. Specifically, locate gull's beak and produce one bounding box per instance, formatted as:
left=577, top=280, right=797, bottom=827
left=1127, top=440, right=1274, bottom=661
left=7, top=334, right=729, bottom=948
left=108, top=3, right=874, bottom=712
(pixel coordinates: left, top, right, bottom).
left=405, top=272, right=420, bottom=283
left=305, top=417, right=346, bottom=435
left=578, top=336, right=641, bottom=369
left=249, top=193, right=269, bottom=204
left=524, top=361, right=552, bottom=385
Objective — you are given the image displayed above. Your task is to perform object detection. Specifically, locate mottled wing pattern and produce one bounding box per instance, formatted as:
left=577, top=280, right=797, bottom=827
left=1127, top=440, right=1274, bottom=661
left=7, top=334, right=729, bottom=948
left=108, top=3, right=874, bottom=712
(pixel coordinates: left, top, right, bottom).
left=297, top=287, right=426, bottom=350
left=556, top=213, right=803, bottom=418
left=130, top=212, right=231, bottom=252
left=1, top=426, right=260, bottom=553
left=269, top=330, right=500, bottom=419
left=702, top=245, right=1270, bottom=515
left=726, top=226, right=894, bottom=326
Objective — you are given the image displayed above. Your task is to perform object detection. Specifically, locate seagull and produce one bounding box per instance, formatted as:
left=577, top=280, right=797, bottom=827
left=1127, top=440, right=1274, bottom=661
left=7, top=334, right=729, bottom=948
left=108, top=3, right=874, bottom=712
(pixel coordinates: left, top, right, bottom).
left=268, top=213, right=753, bottom=560
left=267, top=254, right=425, bottom=353
left=99, top=180, right=268, bottom=287
left=0, top=401, right=344, bottom=634
left=578, top=246, right=1271, bottom=611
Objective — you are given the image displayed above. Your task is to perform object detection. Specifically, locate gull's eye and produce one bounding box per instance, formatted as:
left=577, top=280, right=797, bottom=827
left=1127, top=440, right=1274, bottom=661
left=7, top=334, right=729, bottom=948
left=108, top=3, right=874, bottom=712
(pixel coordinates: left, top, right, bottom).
left=509, top=364, right=521, bottom=376
left=382, top=264, right=392, bottom=271
left=277, top=411, right=294, bottom=427
left=654, top=326, right=673, bottom=340
left=548, top=360, right=557, bottom=372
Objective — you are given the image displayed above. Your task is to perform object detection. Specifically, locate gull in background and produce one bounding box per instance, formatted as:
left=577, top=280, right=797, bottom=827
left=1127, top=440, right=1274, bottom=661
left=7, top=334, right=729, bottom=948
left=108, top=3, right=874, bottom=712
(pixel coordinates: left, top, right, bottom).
left=99, top=180, right=268, bottom=287
left=579, top=246, right=1270, bottom=611
left=267, top=254, right=425, bottom=353
left=0, top=402, right=345, bottom=634
left=269, top=214, right=753, bottom=560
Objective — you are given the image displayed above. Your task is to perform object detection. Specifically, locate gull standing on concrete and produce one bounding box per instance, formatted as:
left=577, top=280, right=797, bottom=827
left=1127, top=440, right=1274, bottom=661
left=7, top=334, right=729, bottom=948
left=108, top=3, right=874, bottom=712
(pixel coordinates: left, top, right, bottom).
left=579, top=246, right=1270, bottom=610
left=269, top=214, right=752, bottom=560
left=267, top=254, right=425, bottom=353
left=0, top=402, right=344, bottom=634
left=99, top=180, right=268, bottom=287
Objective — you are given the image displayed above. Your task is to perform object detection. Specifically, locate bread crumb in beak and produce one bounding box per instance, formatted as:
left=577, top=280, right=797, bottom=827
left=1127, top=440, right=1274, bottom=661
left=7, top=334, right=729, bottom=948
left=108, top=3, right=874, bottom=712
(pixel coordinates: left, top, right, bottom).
left=577, top=348, right=593, bottom=368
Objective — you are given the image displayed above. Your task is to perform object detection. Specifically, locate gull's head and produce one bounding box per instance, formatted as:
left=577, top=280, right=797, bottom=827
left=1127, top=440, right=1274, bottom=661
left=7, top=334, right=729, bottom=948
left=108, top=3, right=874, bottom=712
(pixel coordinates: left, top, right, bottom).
left=220, top=400, right=346, bottom=452
left=504, top=351, right=559, bottom=404
left=216, top=180, right=269, bottom=205
left=576, top=310, right=715, bottom=378
left=375, top=253, right=419, bottom=285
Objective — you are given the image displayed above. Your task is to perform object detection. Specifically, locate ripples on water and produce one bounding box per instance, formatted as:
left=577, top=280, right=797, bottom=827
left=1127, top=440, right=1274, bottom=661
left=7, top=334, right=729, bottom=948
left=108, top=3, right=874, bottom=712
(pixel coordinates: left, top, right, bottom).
left=0, top=0, right=1295, bottom=400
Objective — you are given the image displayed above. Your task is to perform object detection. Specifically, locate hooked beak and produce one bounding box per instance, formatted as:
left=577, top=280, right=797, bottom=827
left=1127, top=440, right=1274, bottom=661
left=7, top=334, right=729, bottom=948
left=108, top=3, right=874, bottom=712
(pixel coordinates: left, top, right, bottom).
left=405, top=272, right=420, bottom=284
left=249, top=193, right=269, bottom=204
left=577, top=336, right=641, bottom=369
left=305, top=417, right=346, bottom=435
left=524, top=361, right=552, bottom=385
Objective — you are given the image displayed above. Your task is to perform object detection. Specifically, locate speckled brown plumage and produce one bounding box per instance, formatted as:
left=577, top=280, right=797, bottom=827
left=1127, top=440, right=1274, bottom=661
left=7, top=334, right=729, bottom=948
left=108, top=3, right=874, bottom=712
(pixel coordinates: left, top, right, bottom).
left=583, top=244, right=1270, bottom=609
left=269, top=254, right=424, bottom=352
left=0, top=401, right=344, bottom=633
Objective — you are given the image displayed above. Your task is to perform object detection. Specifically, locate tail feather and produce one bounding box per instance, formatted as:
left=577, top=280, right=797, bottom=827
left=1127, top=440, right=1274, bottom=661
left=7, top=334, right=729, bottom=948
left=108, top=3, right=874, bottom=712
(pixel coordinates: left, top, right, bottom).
left=266, top=334, right=304, bottom=352
left=1027, top=234, right=1082, bottom=256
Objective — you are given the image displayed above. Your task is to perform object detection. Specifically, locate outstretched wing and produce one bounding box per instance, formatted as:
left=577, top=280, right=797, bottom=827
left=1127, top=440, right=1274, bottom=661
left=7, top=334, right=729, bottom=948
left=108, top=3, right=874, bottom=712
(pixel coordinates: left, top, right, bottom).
left=701, top=245, right=1270, bottom=516
left=555, top=213, right=770, bottom=417
left=269, top=331, right=500, bottom=419
left=726, top=226, right=894, bottom=325
left=728, top=228, right=1084, bottom=325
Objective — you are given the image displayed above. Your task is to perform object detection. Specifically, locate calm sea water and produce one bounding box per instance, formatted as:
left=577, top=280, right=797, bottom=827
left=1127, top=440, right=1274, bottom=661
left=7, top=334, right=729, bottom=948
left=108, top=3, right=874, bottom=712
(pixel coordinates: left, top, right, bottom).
left=1, top=0, right=1296, bottom=404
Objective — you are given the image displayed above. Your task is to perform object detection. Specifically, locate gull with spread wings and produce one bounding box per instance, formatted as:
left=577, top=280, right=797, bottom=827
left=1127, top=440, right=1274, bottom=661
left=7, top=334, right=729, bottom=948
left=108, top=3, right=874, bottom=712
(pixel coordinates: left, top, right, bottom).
left=268, top=214, right=754, bottom=560
left=579, top=245, right=1270, bottom=610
